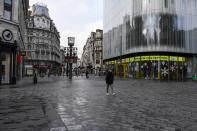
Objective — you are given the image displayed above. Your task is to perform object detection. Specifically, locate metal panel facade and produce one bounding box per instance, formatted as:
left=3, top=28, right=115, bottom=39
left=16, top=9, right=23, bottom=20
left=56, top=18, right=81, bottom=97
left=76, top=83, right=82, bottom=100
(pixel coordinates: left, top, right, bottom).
left=103, top=0, right=197, bottom=60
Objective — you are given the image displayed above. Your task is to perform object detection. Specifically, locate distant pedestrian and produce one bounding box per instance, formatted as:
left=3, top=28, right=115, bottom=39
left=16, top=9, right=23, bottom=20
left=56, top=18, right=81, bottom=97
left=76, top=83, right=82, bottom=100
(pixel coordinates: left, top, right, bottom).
left=86, top=70, right=89, bottom=78
left=105, top=69, right=115, bottom=95
left=33, top=73, right=37, bottom=84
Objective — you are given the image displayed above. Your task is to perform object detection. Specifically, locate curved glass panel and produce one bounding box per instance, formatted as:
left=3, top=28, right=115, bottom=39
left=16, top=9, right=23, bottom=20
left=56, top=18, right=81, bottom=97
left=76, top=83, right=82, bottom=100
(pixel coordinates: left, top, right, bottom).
left=103, top=0, right=197, bottom=60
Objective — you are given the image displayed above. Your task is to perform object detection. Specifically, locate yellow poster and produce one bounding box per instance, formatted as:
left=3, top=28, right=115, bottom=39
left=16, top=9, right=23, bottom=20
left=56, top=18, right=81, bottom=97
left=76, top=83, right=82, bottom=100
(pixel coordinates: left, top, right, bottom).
left=27, top=69, right=33, bottom=75
left=178, top=57, right=185, bottom=62
left=121, top=59, right=126, bottom=63
left=126, top=58, right=129, bottom=63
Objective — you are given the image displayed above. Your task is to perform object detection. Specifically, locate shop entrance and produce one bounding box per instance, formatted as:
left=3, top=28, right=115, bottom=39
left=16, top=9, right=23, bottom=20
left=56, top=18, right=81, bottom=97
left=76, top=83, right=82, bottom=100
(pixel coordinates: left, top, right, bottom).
left=1, top=53, right=10, bottom=84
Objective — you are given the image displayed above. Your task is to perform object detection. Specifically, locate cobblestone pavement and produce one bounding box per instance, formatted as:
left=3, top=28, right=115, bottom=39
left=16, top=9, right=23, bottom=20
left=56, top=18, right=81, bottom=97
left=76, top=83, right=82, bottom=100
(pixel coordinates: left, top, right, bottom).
left=1, top=76, right=197, bottom=131
left=0, top=77, right=68, bottom=131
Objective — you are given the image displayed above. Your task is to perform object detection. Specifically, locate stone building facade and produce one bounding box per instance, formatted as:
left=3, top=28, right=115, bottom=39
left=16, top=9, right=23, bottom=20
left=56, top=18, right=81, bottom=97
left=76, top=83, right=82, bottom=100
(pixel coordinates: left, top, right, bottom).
left=24, top=3, right=61, bottom=76
left=81, top=29, right=103, bottom=74
left=0, top=0, right=29, bottom=84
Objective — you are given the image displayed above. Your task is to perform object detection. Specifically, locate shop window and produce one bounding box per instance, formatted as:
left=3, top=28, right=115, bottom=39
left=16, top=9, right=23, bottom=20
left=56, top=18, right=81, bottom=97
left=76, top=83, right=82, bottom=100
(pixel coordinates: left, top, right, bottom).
left=96, top=60, right=100, bottom=64
left=3, top=0, right=12, bottom=20
left=1, top=54, right=6, bottom=61
left=4, top=0, right=11, bottom=4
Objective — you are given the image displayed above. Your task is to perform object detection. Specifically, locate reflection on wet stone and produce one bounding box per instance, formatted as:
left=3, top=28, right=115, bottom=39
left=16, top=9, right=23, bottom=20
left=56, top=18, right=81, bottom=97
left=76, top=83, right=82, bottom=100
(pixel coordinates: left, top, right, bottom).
left=50, top=127, right=67, bottom=131
left=1, top=77, right=197, bottom=130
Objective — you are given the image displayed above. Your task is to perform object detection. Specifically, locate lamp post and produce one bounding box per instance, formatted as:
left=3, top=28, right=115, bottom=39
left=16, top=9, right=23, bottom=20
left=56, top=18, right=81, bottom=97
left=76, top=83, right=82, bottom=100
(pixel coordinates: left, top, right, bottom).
left=0, top=37, right=2, bottom=85
left=12, top=40, right=17, bottom=84
left=68, top=37, right=75, bottom=80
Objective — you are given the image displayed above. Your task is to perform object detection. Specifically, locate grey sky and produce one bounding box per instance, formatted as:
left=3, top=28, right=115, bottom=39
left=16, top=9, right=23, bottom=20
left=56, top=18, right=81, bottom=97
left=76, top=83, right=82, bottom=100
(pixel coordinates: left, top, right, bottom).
left=30, top=0, right=103, bottom=58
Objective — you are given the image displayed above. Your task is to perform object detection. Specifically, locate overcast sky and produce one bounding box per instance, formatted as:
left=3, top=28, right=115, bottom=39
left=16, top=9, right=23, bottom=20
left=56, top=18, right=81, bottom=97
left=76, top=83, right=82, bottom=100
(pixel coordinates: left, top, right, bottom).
left=29, top=0, right=103, bottom=58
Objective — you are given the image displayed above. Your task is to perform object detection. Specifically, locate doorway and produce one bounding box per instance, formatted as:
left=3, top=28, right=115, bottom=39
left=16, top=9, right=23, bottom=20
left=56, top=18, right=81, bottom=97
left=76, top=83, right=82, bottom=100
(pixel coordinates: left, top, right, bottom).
left=1, top=52, right=10, bottom=84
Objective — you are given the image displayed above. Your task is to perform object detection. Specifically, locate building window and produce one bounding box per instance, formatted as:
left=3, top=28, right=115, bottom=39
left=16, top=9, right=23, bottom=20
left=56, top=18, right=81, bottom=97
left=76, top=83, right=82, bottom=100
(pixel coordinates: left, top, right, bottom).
left=5, top=0, right=11, bottom=4
left=96, top=60, right=100, bottom=64
left=164, top=0, right=168, bottom=8
left=3, top=0, right=12, bottom=20
left=181, top=0, right=186, bottom=9
left=28, top=45, right=31, bottom=50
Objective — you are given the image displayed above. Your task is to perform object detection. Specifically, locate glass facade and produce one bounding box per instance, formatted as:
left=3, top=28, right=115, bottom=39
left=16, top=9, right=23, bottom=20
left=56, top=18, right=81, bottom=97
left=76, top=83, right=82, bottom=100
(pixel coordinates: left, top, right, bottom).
left=103, top=0, right=197, bottom=60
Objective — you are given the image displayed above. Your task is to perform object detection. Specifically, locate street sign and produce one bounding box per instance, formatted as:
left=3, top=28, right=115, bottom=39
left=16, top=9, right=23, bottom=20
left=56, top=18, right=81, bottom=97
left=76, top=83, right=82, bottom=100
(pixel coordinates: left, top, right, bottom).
left=21, top=51, right=26, bottom=56
left=33, top=65, right=50, bottom=69
left=68, top=37, right=75, bottom=46
left=65, top=56, right=77, bottom=61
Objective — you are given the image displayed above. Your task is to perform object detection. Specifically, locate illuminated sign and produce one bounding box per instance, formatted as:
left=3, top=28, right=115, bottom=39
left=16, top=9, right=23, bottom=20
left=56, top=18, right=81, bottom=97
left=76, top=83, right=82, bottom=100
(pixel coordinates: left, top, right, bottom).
left=135, top=56, right=140, bottom=61
left=141, top=56, right=149, bottom=61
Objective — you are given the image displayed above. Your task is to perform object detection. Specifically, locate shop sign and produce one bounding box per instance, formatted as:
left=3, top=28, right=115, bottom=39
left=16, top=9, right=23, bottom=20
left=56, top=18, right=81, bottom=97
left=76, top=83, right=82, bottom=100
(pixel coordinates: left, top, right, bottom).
left=21, top=51, right=26, bottom=56
left=121, top=59, right=126, bottom=63
left=33, top=65, right=50, bottom=69
left=160, top=56, right=169, bottom=61
left=135, top=56, right=140, bottom=61
left=17, top=56, right=21, bottom=63
left=178, top=57, right=185, bottom=62
left=170, top=56, right=178, bottom=61
left=150, top=56, right=160, bottom=60
left=111, top=61, right=115, bottom=64
left=126, top=58, right=129, bottom=63
left=141, top=56, right=149, bottom=61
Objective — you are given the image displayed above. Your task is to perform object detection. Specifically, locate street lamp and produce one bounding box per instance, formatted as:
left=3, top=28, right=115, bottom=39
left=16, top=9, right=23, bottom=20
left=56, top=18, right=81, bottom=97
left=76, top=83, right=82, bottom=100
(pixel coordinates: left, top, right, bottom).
left=68, top=37, right=75, bottom=80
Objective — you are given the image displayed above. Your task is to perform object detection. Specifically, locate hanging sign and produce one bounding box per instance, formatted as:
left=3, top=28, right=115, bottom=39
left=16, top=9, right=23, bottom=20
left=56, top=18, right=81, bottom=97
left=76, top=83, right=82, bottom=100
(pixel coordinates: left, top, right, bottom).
left=17, top=56, right=21, bottom=63
left=21, top=51, right=26, bottom=56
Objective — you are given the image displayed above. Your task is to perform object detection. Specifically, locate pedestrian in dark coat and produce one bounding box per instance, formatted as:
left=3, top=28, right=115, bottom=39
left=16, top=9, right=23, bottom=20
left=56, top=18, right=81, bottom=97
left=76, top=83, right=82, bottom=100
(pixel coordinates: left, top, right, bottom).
left=105, top=69, right=115, bottom=95
left=86, top=70, right=89, bottom=78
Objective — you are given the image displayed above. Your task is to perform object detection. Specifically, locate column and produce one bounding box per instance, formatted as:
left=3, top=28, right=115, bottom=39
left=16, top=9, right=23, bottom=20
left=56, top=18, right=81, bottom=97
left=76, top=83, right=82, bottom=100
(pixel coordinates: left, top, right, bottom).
left=12, top=47, right=16, bottom=84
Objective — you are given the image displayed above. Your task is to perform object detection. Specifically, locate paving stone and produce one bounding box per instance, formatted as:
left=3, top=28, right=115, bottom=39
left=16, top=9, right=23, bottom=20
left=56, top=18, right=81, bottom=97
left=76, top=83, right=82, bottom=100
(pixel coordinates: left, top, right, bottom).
left=1, top=76, right=197, bottom=130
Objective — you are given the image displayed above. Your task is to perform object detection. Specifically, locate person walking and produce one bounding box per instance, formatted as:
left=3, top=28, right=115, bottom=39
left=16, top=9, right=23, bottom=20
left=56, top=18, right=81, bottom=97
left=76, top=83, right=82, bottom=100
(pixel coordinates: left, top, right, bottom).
left=105, top=69, right=115, bottom=95
left=86, top=70, right=89, bottom=78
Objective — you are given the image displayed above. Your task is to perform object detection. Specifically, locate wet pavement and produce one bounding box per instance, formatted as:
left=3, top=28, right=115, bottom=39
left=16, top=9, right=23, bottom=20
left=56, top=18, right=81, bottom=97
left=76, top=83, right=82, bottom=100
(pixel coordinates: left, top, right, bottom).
left=1, top=76, right=197, bottom=131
